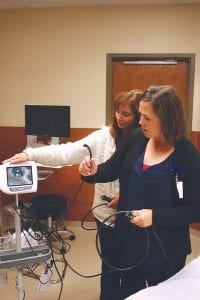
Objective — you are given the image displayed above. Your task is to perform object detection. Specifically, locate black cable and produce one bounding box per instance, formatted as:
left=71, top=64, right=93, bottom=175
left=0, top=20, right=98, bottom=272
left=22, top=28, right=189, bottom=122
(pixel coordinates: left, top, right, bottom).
left=20, top=201, right=71, bottom=250
left=81, top=195, right=116, bottom=230
left=9, top=201, right=51, bottom=248
left=14, top=199, right=176, bottom=282
left=49, top=246, right=64, bottom=300
left=13, top=201, right=68, bottom=300
left=7, top=191, right=176, bottom=290
left=95, top=210, right=150, bottom=272
left=64, top=257, right=103, bottom=278
left=66, top=180, right=84, bottom=214
left=20, top=201, right=73, bottom=260
left=22, top=230, right=41, bottom=256
left=22, top=264, right=52, bottom=284
left=83, top=144, right=92, bottom=160
left=95, top=210, right=176, bottom=273
left=62, top=210, right=149, bottom=279
left=19, top=228, right=55, bottom=285
left=81, top=203, right=106, bottom=230
left=15, top=208, right=54, bottom=284
left=3, top=198, right=69, bottom=300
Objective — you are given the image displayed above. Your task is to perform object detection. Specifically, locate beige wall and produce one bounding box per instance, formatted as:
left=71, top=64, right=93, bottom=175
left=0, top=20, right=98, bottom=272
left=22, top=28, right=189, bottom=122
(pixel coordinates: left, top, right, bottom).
left=0, top=5, right=200, bottom=130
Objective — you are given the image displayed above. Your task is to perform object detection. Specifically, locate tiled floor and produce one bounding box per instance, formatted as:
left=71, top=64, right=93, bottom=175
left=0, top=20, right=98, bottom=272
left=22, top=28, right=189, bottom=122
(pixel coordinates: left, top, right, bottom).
left=0, top=222, right=199, bottom=300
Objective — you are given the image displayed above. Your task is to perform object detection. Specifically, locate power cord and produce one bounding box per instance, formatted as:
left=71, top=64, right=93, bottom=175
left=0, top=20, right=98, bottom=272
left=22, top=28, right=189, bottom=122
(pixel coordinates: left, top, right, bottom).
left=11, top=201, right=72, bottom=300
left=66, top=180, right=84, bottom=214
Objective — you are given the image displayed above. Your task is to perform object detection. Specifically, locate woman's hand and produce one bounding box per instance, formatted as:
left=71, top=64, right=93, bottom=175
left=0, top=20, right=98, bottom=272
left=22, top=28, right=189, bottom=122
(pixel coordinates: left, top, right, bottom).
left=130, top=209, right=152, bottom=228
left=2, top=152, right=29, bottom=164
left=107, top=193, right=119, bottom=209
left=79, top=156, right=97, bottom=176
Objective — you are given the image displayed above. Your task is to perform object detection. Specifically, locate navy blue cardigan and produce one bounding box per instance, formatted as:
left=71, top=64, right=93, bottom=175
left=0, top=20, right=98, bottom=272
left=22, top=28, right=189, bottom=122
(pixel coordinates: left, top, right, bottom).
left=82, top=128, right=200, bottom=262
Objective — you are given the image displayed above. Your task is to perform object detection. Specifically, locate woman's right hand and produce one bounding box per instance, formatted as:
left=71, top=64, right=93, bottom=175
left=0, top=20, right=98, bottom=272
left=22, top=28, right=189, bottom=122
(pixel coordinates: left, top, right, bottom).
left=79, top=156, right=97, bottom=176
left=2, top=152, right=29, bottom=164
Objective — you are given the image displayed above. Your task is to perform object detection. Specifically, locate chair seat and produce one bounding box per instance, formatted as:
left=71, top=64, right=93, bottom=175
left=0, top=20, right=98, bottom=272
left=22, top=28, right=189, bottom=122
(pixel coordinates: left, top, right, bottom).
left=30, top=194, right=67, bottom=220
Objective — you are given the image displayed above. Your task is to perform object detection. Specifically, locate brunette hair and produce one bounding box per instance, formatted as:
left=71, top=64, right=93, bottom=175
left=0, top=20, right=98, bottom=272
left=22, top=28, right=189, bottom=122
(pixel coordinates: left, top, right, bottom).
left=110, top=89, right=142, bottom=145
left=141, top=85, right=187, bottom=143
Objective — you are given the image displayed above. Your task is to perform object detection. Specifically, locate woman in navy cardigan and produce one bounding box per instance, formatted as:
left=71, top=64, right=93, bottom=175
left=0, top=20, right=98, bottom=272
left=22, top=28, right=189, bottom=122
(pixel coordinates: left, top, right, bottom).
left=80, top=85, right=200, bottom=300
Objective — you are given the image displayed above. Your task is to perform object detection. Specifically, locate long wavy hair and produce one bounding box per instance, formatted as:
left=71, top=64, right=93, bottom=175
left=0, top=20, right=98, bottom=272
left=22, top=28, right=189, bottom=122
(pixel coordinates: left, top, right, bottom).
left=109, top=89, right=143, bottom=147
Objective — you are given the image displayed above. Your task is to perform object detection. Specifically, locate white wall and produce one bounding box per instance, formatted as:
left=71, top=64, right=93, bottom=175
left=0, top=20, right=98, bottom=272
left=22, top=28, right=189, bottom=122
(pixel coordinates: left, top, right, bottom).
left=0, top=5, right=200, bottom=130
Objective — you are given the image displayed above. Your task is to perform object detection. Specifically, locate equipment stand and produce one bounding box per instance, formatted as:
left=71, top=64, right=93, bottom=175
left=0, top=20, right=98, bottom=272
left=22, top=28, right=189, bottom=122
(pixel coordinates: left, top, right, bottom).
left=15, top=193, right=24, bottom=300
left=0, top=193, right=51, bottom=299
left=0, top=161, right=52, bottom=299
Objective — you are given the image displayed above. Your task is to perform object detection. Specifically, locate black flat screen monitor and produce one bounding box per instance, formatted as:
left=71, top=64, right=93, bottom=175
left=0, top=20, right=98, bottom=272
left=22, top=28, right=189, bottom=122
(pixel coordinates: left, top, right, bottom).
left=25, top=105, right=70, bottom=138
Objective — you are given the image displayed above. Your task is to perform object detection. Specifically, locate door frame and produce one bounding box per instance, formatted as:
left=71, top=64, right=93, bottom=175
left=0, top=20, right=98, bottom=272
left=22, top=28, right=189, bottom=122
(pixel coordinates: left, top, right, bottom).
left=106, top=53, right=195, bottom=134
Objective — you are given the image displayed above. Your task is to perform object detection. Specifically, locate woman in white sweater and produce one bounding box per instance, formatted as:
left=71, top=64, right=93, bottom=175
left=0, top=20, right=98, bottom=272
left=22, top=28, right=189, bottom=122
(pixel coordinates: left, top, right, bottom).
left=4, top=89, right=142, bottom=300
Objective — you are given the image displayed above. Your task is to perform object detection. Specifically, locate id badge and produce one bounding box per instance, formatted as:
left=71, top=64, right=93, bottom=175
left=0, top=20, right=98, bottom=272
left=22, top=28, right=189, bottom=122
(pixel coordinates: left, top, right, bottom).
left=176, top=181, right=183, bottom=199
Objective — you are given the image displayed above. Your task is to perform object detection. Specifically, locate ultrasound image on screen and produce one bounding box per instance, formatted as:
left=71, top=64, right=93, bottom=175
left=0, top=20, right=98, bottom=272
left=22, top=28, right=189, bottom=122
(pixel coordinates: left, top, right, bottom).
left=7, top=166, right=33, bottom=187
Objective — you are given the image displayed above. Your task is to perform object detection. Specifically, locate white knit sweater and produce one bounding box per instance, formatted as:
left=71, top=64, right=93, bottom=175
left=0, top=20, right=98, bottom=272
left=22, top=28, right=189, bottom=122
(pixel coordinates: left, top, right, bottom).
left=24, top=126, right=118, bottom=225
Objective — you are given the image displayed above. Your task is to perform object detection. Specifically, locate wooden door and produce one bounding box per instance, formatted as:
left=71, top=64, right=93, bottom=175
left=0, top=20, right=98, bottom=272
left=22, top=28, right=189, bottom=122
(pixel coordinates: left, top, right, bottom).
left=106, top=54, right=195, bottom=133
left=112, top=61, right=187, bottom=111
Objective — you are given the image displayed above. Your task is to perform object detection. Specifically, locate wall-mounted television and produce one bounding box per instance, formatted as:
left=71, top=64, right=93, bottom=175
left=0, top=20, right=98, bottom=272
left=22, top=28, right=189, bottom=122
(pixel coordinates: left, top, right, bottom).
left=25, top=105, right=70, bottom=138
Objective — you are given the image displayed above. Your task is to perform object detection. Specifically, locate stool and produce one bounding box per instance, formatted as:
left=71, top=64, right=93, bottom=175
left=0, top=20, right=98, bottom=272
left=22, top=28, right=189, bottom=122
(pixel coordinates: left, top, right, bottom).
left=30, top=194, right=75, bottom=240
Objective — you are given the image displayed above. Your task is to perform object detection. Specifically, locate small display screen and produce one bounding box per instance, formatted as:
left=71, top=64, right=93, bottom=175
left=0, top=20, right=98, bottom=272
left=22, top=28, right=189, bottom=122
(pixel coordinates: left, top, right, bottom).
left=7, top=166, right=33, bottom=187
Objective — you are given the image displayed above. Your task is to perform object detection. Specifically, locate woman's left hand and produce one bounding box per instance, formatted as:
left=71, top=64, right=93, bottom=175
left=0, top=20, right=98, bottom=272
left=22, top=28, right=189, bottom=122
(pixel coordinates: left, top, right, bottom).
left=107, top=193, right=119, bottom=209
left=130, top=209, right=152, bottom=228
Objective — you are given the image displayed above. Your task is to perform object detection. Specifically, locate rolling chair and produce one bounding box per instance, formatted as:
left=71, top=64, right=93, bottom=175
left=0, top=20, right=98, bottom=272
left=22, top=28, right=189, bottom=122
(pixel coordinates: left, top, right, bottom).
left=30, top=193, right=75, bottom=241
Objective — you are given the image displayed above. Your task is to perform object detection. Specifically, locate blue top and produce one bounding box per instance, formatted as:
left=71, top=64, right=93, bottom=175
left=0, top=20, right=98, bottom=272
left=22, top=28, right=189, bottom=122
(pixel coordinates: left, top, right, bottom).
left=116, top=151, right=175, bottom=267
